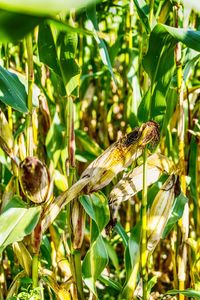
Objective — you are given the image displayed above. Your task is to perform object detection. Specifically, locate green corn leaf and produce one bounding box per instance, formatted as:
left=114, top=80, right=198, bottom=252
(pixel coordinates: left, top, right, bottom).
left=0, top=66, right=28, bottom=113
left=99, top=274, right=122, bottom=291
left=60, top=26, right=80, bottom=97
left=80, top=192, right=109, bottom=296
left=75, top=129, right=103, bottom=157
left=82, top=234, right=108, bottom=297
left=166, top=289, right=200, bottom=299
left=162, top=193, right=188, bottom=238
left=80, top=192, right=110, bottom=234
left=38, top=23, right=61, bottom=77
left=139, top=23, right=200, bottom=123
left=133, top=0, right=150, bottom=33
left=121, top=222, right=141, bottom=299
left=86, top=4, right=117, bottom=85
left=0, top=196, right=41, bottom=254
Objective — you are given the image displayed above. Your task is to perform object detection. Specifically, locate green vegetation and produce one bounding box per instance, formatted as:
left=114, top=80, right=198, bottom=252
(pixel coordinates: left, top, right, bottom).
left=0, top=0, right=200, bottom=299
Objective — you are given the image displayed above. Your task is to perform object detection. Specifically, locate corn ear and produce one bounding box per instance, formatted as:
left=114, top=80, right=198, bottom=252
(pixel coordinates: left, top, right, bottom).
left=110, top=153, right=173, bottom=205
left=81, top=121, right=159, bottom=193
left=12, top=242, right=32, bottom=276
left=0, top=108, right=14, bottom=158
left=147, top=174, right=179, bottom=253
left=42, top=121, right=159, bottom=232
left=71, top=199, right=85, bottom=250
left=18, top=157, right=50, bottom=204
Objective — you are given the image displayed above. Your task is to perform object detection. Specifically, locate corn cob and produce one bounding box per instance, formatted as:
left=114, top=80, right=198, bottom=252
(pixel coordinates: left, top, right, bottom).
left=18, top=157, right=50, bottom=204
left=41, top=121, right=159, bottom=232
left=81, top=121, right=159, bottom=193
left=147, top=174, right=180, bottom=253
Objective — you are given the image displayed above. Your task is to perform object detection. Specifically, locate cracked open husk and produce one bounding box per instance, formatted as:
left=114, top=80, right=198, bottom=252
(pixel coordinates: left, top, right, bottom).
left=42, top=121, right=159, bottom=232
left=81, top=121, right=159, bottom=193
left=147, top=174, right=179, bottom=253
left=109, top=153, right=173, bottom=205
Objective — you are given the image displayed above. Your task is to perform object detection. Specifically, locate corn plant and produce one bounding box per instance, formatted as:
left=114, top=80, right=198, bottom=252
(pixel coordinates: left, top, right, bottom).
left=0, top=1, right=200, bottom=300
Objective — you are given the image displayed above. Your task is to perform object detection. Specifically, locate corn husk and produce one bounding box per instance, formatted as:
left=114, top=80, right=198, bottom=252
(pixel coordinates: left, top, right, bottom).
left=42, top=121, right=159, bottom=232
left=147, top=174, right=178, bottom=253
left=18, top=157, right=50, bottom=204
left=109, top=153, right=173, bottom=205
left=81, top=121, right=159, bottom=193
left=18, top=133, right=26, bottom=161
left=41, top=177, right=90, bottom=232
left=0, top=108, right=14, bottom=158
left=71, top=199, right=85, bottom=250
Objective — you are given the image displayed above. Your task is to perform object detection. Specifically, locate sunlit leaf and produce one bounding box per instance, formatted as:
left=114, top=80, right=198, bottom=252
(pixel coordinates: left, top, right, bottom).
left=121, top=222, right=141, bottom=299
left=86, top=4, right=117, bottom=85
left=82, top=234, right=108, bottom=297
left=38, top=23, right=61, bottom=76
left=139, top=23, right=200, bottom=123
left=0, top=0, right=98, bottom=16
left=166, top=289, right=200, bottom=299
left=162, top=193, right=188, bottom=238
left=133, top=0, right=150, bottom=33
left=80, top=192, right=110, bottom=233
left=0, top=196, right=41, bottom=254
left=0, top=66, right=28, bottom=113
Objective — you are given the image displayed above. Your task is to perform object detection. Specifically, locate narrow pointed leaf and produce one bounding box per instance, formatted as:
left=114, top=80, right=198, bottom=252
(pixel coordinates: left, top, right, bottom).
left=0, top=66, right=28, bottom=113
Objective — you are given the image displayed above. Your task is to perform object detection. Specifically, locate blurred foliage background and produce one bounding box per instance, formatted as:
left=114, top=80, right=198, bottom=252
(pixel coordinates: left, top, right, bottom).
left=0, top=0, right=200, bottom=299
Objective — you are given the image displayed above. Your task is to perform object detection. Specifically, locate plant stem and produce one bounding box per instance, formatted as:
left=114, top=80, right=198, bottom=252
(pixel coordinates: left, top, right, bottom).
left=26, top=34, right=34, bottom=157
left=74, top=250, right=85, bottom=300
left=66, top=96, right=85, bottom=299
left=149, top=0, right=154, bottom=27
left=174, top=4, right=188, bottom=299
left=32, top=254, right=39, bottom=289
left=141, top=147, right=148, bottom=300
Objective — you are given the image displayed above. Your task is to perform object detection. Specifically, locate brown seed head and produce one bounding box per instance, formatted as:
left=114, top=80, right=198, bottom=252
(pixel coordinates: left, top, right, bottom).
left=138, top=120, right=160, bottom=146
left=19, top=157, right=50, bottom=204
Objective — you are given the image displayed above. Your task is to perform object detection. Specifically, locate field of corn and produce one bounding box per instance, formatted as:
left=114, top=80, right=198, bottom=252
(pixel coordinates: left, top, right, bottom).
left=0, top=0, right=200, bottom=299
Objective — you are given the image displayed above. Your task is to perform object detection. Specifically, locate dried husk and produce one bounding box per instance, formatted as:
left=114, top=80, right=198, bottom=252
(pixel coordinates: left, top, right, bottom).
left=81, top=121, right=159, bottom=193
left=18, top=157, right=50, bottom=204
left=42, top=121, right=159, bottom=232
left=147, top=174, right=178, bottom=253
left=71, top=199, right=85, bottom=250
left=12, top=242, right=32, bottom=276
left=109, top=153, right=173, bottom=205
left=0, top=108, right=14, bottom=158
